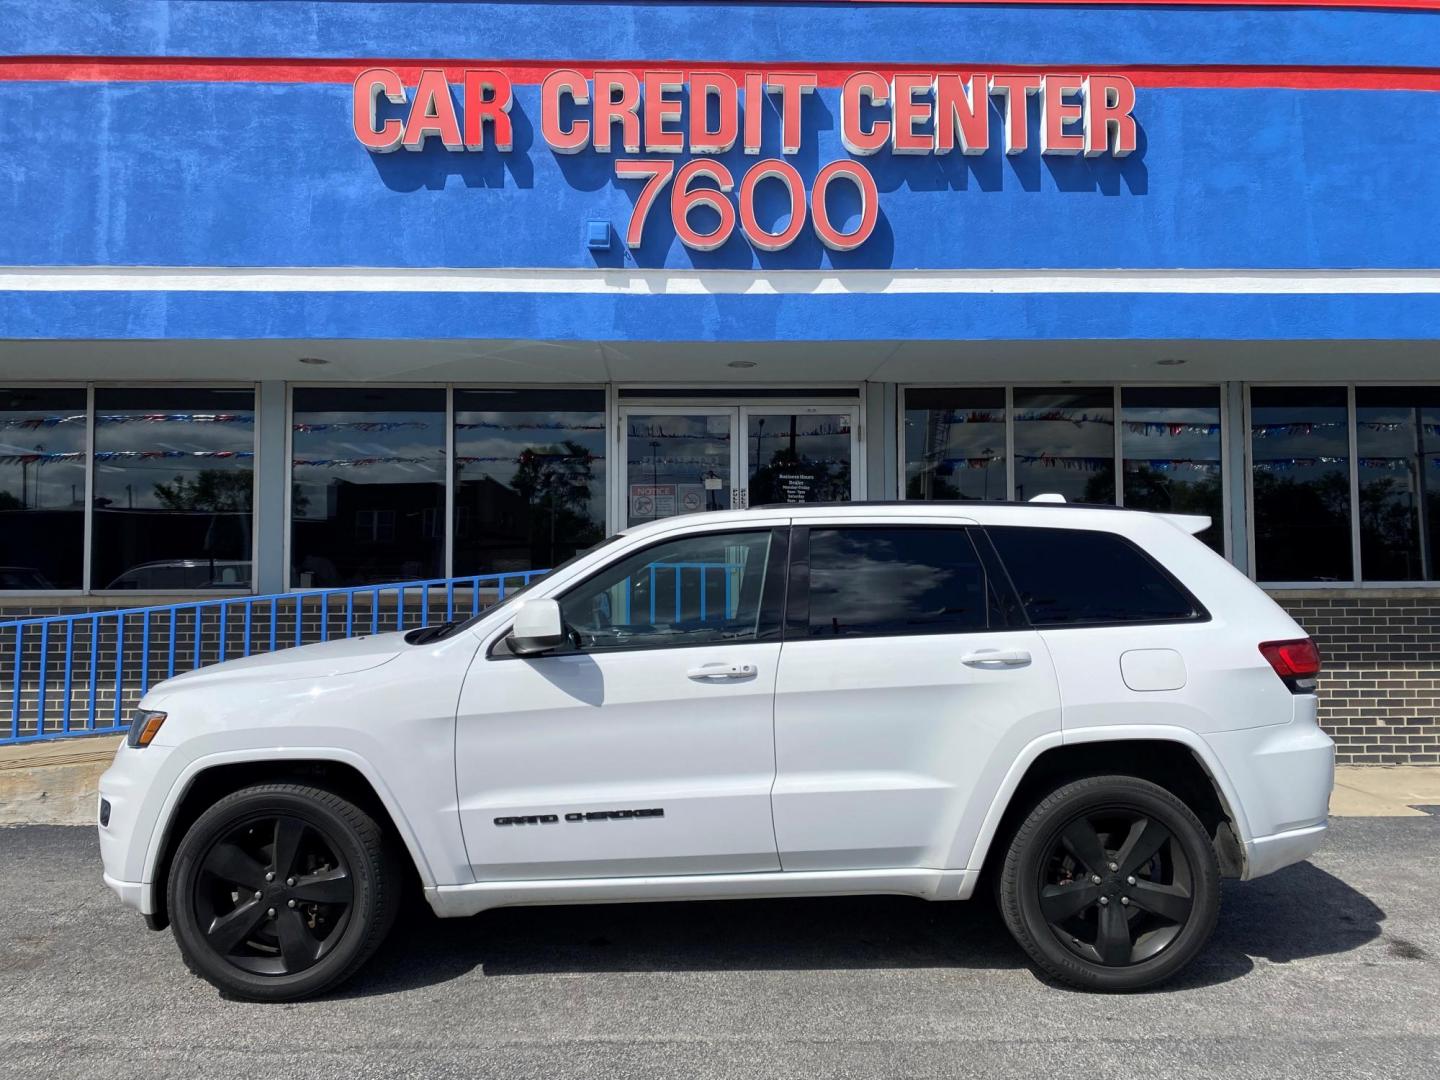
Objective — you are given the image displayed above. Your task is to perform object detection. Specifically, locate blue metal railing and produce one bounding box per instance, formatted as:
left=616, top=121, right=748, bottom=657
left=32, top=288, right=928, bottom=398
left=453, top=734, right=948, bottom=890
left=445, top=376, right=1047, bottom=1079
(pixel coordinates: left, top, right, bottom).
left=0, top=570, right=547, bottom=745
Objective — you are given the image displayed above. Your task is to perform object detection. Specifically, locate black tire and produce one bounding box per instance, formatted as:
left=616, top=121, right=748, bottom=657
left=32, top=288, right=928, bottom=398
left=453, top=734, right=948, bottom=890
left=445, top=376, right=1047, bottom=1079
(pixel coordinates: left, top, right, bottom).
left=998, top=775, right=1219, bottom=991
left=167, top=782, right=401, bottom=1001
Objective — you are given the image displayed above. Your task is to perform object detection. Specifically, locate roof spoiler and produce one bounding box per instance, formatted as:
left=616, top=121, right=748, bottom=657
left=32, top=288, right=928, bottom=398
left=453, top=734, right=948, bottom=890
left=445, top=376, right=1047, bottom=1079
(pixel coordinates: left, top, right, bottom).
left=1159, top=513, right=1212, bottom=536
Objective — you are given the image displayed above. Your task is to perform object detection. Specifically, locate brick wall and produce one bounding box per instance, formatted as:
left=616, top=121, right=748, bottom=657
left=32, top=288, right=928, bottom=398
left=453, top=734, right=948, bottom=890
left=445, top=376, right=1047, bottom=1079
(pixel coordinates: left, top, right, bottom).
left=1269, top=589, right=1440, bottom=766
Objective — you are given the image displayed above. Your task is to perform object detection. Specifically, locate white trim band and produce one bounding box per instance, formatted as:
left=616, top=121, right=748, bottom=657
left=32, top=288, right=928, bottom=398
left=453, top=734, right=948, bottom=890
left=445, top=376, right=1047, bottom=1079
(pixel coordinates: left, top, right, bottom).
left=2, top=266, right=1439, bottom=296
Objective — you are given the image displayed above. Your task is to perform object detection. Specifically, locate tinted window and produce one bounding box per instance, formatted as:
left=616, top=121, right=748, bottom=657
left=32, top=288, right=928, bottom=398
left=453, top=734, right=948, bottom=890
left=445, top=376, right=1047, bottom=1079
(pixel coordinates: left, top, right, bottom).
left=559, top=530, right=777, bottom=651
left=291, top=388, right=445, bottom=587
left=903, top=388, right=1007, bottom=502
left=1121, top=387, right=1224, bottom=553
left=1013, top=388, right=1115, bottom=504
left=0, top=388, right=87, bottom=589
left=91, top=388, right=255, bottom=591
left=453, top=389, right=607, bottom=576
left=1355, top=386, right=1440, bottom=582
left=1249, top=387, right=1352, bottom=582
left=988, top=526, right=1201, bottom=626
left=804, top=527, right=988, bottom=638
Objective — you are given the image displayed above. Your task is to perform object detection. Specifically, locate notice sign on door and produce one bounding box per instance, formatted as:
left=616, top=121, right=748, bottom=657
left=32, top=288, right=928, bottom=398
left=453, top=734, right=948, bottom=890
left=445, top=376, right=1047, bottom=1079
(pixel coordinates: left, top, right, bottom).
left=629, top=483, right=676, bottom=518
left=778, top=472, right=816, bottom=503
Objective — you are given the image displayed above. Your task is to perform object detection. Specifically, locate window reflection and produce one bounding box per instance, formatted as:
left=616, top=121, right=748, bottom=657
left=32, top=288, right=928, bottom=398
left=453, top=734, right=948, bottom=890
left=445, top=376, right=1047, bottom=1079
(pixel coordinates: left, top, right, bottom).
left=1121, top=387, right=1224, bottom=552
left=626, top=414, right=732, bottom=527
left=453, top=389, right=606, bottom=575
left=92, top=388, right=255, bottom=591
left=291, top=388, right=445, bottom=587
left=0, top=388, right=87, bottom=589
left=903, top=389, right=1006, bottom=501
left=1013, top=388, right=1115, bottom=504
left=1250, top=387, right=1352, bottom=582
left=1356, top=387, right=1440, bottom=581
left=747, top=412, right=852, bottom=505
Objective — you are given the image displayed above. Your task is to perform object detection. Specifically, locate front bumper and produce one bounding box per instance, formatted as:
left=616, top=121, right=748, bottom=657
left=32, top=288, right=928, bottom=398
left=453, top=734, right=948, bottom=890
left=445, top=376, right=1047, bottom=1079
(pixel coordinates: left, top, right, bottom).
left=97, top=741, right=177, bottom=916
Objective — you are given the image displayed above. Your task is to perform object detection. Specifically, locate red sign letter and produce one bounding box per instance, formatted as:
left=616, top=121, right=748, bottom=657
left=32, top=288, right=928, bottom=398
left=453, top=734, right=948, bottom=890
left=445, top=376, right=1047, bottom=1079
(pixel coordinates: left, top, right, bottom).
left=743, top=72, right=764, bottom=155
left=463, top=70, right=513, bottom=151
left=988, top=74, right=1041, bottom=155
left=690, top=72, right=739, bottom=154
left=541, top=69, right=590, bottom=153
left=643, top=70, right=685, bottom=153
left=765, top=72, right=817, bottom=155
left=1041, top=75, right=1086, bottom=155
left=934, top=74, right=988, bottom=156
left=352, top=68, right=406, bottom=153
left=840, top=72, right=890, bottom=156
left=891, top=73, right=933, bottom=154
left=1084, top=75, right=1137, bottom=157
left=594, top=71, right=641, bottom=153
left=402, top=69, right=463, bottom=151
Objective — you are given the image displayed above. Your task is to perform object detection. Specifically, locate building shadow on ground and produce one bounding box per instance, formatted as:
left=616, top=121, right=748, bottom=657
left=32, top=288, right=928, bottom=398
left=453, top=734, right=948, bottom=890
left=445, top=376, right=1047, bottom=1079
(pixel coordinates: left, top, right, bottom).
left=340, top=861, right=1383, bottom=999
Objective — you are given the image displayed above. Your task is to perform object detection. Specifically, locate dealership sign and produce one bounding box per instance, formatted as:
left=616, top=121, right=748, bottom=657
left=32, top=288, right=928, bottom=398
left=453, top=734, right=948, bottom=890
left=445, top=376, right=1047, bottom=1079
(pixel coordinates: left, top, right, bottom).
left=352, top=67, right=1137, bottom=252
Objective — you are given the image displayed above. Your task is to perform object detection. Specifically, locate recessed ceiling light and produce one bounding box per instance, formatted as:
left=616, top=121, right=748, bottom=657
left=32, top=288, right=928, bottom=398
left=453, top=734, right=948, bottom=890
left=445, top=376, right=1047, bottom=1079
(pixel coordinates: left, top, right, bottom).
left=298, top=356, right=330, bottom=366
left=727, top=360, right=757, bottom=369
left=1157, top=357, right=1187, bottom=366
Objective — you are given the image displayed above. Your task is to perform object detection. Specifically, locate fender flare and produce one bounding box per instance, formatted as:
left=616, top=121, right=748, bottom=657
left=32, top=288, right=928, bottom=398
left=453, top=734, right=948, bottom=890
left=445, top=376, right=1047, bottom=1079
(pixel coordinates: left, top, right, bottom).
left=955, top=724, right=1251, bottom=899
left=139, top=745, right=438, bottom=913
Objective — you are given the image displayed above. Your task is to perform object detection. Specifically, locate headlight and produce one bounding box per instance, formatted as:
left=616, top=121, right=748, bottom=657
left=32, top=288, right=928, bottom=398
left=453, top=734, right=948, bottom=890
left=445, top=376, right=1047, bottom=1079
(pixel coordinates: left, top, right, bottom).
left=126, top=709, right=167, bottom=748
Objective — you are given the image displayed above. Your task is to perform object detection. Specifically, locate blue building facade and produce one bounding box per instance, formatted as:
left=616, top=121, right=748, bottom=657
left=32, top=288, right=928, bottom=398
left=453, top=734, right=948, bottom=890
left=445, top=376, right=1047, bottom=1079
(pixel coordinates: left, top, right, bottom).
left=1, top=1, right=1438, bottom=759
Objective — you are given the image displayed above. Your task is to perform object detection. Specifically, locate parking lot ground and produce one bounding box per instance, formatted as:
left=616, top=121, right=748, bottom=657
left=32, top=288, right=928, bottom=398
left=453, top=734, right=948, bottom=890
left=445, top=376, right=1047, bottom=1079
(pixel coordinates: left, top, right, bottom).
left=2, top=816, right=1438, bottom=1080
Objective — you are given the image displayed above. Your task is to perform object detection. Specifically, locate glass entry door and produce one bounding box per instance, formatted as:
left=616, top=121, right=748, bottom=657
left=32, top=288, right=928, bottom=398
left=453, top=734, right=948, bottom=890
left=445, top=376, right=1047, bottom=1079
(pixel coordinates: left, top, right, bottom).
left=619, top=404, right=859, bottom=527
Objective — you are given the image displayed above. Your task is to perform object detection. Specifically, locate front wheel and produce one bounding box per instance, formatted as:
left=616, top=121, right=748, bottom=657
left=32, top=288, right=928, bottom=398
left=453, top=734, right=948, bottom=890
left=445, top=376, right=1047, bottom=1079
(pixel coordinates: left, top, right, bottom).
left=998, top=775, right=1220, bottom=991
left=167, top=783, right=401, bottom=1001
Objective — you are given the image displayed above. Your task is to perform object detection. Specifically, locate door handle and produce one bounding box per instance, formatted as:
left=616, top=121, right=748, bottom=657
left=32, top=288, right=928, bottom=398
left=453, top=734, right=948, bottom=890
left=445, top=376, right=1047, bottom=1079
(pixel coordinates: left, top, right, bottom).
left=687, top=663, right=758, bottom=681
left=961, top=649, right=1032, bottom=668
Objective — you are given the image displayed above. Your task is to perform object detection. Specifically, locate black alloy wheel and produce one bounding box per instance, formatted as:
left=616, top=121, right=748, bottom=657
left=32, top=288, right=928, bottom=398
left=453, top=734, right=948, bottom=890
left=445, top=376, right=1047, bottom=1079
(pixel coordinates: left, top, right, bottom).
left=999, top=774, right=1220, bottom=991
left=168, top=783, right=400, bottom=1001
left=193, top=814, right=356, bottom=976
left=1038, top=807, right=1194, bottom=966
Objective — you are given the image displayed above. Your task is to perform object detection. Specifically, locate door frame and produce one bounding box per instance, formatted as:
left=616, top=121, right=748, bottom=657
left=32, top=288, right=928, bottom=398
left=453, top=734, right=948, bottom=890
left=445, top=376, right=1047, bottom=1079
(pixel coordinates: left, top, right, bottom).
left=614, top=397, right=865, bottom=527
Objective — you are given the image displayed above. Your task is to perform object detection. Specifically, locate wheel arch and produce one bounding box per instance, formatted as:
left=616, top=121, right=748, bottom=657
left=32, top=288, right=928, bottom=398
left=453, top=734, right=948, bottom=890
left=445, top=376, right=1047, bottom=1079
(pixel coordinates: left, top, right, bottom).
left=141, top=749, right=435, bottom=931
left=959, top=728, right=1249, bottom=899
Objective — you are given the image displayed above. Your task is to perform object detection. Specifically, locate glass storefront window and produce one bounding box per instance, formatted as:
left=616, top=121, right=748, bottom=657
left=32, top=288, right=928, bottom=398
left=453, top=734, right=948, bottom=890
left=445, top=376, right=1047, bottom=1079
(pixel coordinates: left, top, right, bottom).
left=903, top=388, right=1006, bottom=501
left=0, top=388, right=87, bottom=589
left=453, top=389, right=607, bottom=575
left=1121, top=387, right=1224, bottom=552
left=91, top=388, right=255, bottom=590
left=1013, top=388, right=1115, bottom=504
left=291, top=388, right=445, bottom=587
left=1250, top=387, right=1352, bottom=582
left=1356, top=387, right=1440, bottom=581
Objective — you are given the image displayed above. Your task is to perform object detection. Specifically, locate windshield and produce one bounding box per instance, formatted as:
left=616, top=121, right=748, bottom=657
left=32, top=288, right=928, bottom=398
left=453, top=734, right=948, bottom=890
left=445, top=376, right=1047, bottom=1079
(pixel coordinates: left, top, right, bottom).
left=424, top=533, right=628, bottom=641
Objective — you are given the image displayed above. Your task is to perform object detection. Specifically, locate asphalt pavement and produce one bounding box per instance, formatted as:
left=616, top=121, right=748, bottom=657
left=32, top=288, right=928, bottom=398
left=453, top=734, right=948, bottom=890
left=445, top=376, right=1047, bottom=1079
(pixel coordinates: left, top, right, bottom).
left=2, top=817, right=1437, bottom=1080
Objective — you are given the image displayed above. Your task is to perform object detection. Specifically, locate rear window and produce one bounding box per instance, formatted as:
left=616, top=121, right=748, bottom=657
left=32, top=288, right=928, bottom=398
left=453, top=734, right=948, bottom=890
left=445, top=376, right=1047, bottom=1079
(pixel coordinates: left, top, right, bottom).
left=803, top=526, right=989, bottom=638
left=986, top=526, right=1204, bottom=627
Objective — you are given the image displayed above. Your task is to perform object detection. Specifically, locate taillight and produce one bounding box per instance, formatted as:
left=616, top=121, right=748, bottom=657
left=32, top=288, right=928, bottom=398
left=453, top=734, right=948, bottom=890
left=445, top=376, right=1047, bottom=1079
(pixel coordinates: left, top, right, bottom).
left=1259, top=638, right=1322, bottom=692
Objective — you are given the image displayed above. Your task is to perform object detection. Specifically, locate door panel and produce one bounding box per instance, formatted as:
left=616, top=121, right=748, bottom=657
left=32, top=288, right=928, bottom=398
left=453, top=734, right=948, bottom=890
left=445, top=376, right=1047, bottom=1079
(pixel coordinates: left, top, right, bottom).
left=621, top=409, right=736, bottom=526
left=455, top=524, right=787, bottom=881
left=771, top=523, right=1063, bottom=872
left=456, top=643, right=782, bottom=880
left=743, top=407, right=857, bottom=507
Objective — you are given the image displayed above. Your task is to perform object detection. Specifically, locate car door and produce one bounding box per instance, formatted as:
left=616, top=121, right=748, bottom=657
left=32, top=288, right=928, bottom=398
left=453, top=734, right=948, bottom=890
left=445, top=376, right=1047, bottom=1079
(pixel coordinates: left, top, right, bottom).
left=455, top=522, right=789, bottom=881
left=771, top=520, right=1062, bottom=872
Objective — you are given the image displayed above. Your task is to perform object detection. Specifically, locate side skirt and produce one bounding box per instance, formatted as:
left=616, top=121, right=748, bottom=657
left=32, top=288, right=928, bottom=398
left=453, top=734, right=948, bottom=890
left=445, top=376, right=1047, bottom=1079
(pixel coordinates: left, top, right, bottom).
left=426, top=867, right=970, bottom=917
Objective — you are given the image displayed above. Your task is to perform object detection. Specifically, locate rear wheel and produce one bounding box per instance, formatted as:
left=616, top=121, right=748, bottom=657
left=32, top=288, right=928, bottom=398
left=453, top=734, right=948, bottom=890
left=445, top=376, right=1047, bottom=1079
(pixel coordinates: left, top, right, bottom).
left=167, top=783, right=400, bottom=1001
left=998, top=774, right=1219, bottom=991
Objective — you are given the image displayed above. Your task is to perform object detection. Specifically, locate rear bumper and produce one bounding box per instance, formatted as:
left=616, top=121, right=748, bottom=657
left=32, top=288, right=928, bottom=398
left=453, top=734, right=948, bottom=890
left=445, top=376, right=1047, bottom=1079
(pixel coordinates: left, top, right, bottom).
left=1203, top=698, right=1335, bottom=880
left=1245, top=822, right=1328, bottom=880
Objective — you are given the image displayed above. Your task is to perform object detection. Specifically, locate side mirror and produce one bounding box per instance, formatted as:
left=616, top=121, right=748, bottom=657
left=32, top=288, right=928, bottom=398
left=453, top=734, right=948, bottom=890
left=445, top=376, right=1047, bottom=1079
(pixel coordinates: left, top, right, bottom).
left=506, top=598, right=567, bottom=656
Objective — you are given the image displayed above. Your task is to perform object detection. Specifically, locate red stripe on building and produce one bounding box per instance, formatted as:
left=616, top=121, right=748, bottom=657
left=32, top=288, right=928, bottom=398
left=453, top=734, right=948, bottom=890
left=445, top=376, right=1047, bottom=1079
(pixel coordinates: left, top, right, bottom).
left=3, top=57, right=1439, bottom=92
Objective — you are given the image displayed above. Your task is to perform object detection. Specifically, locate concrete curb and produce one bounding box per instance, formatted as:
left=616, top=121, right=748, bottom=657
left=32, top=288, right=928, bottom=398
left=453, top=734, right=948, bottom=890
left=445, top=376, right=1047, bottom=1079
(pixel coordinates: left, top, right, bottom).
left=1, top=734, right=1437, bottom=826
left=0, top=735, right=121, bottom=826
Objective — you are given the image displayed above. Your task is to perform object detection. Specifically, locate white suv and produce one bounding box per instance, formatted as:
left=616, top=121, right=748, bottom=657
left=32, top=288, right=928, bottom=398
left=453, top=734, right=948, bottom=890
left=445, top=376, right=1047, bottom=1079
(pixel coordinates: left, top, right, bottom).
left=98, top=502, right=1334, bottom=999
